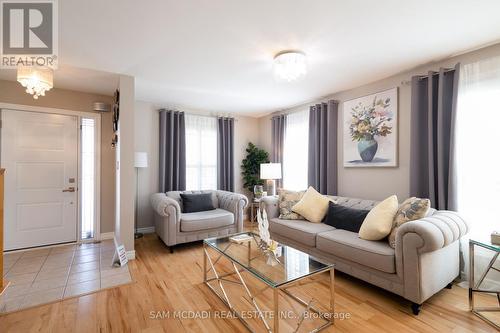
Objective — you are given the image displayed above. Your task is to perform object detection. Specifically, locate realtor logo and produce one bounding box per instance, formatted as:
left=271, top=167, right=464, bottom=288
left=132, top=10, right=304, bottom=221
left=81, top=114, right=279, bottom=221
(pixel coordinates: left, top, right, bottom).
left=1, top=0, right=58, bottom=68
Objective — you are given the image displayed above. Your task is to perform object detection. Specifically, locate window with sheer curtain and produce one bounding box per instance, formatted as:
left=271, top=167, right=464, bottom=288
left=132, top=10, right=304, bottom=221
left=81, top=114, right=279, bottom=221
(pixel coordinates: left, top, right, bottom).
left=283, top=109, right=309, bottom=191
left=456, top=56, right=500, bottom=239
left=185, top=114, right=217, bottom=191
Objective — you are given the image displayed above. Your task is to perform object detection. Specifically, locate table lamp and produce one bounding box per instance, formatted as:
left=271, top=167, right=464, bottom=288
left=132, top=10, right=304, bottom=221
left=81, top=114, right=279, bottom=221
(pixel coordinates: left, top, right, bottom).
left=260, top=163, right=282, bottom=196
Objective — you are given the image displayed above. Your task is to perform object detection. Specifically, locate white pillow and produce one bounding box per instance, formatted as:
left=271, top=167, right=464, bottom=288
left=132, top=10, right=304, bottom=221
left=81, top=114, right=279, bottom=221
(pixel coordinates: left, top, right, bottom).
left=292, top=186, right=331, bottom=223
left=359, top=195, right=399, bottom=240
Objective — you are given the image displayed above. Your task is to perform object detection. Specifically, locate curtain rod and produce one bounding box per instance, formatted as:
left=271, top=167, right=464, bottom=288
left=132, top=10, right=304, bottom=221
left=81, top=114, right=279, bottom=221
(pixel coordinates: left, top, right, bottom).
left=400, top=67, right=457, bottom=86
left=159, top=108, right=238, bottom=121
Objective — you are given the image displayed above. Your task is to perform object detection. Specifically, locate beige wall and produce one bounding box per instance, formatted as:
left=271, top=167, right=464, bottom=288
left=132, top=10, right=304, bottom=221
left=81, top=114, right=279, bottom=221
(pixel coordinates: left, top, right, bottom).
left=259, top=43, right=500, bottom=201
left=0, top=79, right=116, bottom=233
left=134, top=101, right=260, bottom=228
left=117, top=75, right=136, bottom=252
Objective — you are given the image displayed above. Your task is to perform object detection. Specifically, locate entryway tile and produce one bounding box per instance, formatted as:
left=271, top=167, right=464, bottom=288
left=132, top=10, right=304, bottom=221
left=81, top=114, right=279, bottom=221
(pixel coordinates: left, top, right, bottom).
left=8, top=262, right=43, bottom=275
left=1, top=282, right=33, bottom=299
left=20, top=248, right=51, bottom=259
left=21, top=287, right=64, bottom=308
left=50, top=245, right=76, bottom=254
left=0, top=243, right=131, bottom=314
left=0, top=296, right=25, bottom=313
left=5, top=272, right=37, bottom=286
left=30, top=275, right=68, bottom=292
left=101, top=272, right=131, bottom=289
left=36, top=266, right=71, bottom=280
left=73, top=254, right=99, bottom=264
left=64, top=279, right=100, bottom=298
left=67, top=269, right=100, bottom=284
left=70, top=260, right=99, bottom=274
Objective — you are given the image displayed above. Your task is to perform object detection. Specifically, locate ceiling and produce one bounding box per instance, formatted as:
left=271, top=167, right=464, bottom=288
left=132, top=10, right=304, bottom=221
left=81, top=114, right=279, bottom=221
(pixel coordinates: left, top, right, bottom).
left=2, top=0, right=500, bottom=116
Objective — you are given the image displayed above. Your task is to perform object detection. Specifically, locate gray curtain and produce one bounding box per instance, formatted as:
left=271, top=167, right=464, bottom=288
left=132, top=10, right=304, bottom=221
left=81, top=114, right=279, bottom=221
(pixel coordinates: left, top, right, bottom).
left=217, top=117, right=234, bottom=191
left=410, top=63, right=460, bottom=210
left=159, top=110, right=186, bottom=192
left=308, top=100, right=338, bottom=195
left=271, top=115, right=286, bottom=189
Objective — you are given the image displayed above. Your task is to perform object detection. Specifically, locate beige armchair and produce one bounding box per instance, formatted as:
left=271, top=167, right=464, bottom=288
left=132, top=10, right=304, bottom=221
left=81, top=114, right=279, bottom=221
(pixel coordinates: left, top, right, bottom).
left=151, top=190, right=248, bottom=252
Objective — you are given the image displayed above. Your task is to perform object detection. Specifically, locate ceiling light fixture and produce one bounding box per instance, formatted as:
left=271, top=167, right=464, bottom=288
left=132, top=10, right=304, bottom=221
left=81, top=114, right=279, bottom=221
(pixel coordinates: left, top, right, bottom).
left=273, top=51, right=307, bottom=82
left=17, top=66, right=54, bottom=99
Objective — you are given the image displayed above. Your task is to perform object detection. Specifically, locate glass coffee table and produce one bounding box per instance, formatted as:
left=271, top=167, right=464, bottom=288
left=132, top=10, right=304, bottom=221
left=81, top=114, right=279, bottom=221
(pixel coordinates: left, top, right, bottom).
left=469, top=238, right=500, bottom=329
left=203, top=232, right=334, bottom=332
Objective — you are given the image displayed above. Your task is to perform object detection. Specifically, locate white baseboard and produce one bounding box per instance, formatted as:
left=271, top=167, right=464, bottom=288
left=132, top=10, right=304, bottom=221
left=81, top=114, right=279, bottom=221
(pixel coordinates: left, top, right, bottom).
left=100, top=232, right=115, bottom=240
left=126, top=250, right=136, bottom=260
left=137, top=226, right=155, bottom=234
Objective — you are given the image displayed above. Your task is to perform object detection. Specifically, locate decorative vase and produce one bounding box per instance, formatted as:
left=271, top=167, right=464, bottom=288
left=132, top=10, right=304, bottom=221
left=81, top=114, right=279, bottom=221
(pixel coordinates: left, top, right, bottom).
left=357, top=135, right=378, bottom=162
left=254, top=185, right=264, bottom=199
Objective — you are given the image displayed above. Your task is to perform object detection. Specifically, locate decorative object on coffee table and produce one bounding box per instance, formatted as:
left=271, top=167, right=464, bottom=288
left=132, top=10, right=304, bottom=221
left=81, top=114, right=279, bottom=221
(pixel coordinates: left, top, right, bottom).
left=343, top=87, right=398, bottom=167
left=260, top=162, right=282, bottom=196
left=469, top=238, right=500, bottom=329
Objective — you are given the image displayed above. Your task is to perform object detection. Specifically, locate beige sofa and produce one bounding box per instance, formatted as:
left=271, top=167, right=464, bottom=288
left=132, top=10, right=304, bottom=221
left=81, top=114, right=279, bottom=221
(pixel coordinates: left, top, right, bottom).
left=261, top=195, right=468, bottom=314
left=151, top=190, right=248, bottom=251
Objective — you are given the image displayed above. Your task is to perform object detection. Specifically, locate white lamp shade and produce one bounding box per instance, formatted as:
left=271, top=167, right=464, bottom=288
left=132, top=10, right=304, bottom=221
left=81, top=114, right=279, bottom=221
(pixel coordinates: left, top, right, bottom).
left=134, top=152, right=148, bottom=168
left=260, top=163, right=282, bottom=180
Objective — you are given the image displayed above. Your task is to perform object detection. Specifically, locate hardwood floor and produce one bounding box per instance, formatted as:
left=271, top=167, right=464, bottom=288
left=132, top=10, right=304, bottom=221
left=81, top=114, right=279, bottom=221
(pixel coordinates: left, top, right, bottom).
left=0, top=225, right=498, bottom=333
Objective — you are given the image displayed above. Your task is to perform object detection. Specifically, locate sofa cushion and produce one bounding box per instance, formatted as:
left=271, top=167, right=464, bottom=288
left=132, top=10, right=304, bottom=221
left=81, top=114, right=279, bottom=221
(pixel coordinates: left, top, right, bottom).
left=180, top=208, right=234, bottom=232
left=278, top=189, right=306, bottom=220
left=359, top=195, right=399, bottom=241
left=269, top=218, right=335, bottom=247
left=292, top=186, right=331, bottom=223
left=317, top=229, right=396, bottom=273
left=323, top=201, right=370, bottom=232
left=180, top=192, right=216, bottom=213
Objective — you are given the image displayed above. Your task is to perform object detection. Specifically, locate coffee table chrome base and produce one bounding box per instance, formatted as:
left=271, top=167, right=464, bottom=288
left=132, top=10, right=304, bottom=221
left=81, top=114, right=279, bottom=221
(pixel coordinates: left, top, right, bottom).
left=469, top=241, right=500, bottom=330
left=203, top=242, right=334, bottom=332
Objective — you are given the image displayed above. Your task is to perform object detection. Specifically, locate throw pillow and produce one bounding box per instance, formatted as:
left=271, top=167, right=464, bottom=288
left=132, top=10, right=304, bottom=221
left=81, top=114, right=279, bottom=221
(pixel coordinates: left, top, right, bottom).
left=388, top=197, right=430, bottom=248
left=359, top=195, right=399, bottom=240
left=292, top=186, right=331, bottom=223
left=278, top=189, right=306, bottom=220
left=180, top=193, right=216, bottom=213
left=323, top=201, right=370, bottom=232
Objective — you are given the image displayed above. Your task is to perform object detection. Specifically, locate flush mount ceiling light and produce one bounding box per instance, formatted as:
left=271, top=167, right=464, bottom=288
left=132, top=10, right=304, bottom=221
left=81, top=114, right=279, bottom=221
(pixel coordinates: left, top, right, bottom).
left=17, top=66, right=54, bottom=99
left=273, top=51, right=307, bottom=82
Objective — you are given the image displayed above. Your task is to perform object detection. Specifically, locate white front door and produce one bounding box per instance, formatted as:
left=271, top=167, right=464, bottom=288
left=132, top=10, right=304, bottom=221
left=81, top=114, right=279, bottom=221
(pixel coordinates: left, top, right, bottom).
left=1, top=110, right=79, bottom=250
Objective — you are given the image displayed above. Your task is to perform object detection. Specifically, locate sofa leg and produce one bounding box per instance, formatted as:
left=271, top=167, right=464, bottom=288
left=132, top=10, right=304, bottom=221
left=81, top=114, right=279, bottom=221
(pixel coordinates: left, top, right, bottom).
left=169, top=246, right=174, bottom=254
left=445, top=283, right=453, bottom=289
left=411, top=303, right=421, bottom=315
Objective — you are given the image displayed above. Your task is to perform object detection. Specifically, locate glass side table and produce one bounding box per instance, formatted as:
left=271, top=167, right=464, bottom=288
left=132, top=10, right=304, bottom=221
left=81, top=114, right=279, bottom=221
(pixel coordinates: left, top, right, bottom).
left=249, top=198, right=262, bottom=224
left=469, top=238, right=500, bottom=329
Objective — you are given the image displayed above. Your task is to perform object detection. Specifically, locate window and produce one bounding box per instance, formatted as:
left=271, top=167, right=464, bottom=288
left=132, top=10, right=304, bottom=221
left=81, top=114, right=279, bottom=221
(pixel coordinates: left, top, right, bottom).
left=456, top=56, right=500, bottom=238
left=81, top=118, right=96, bottom=239
left=283, top=109, right=309, bottom=191
left=185, top=114, right=217, bottom=190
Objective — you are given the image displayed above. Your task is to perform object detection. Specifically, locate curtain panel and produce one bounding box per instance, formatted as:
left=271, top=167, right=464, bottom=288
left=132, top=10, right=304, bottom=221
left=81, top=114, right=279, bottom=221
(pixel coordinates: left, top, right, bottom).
left=159, top=110, right=186, bottom=192
left=271, top=115, right=286, bottom=189
left=409, top=63, right=460, bottom=210
left=217, top=117, right=235, bottom=191
left=308, top=100, right=338, bottom=195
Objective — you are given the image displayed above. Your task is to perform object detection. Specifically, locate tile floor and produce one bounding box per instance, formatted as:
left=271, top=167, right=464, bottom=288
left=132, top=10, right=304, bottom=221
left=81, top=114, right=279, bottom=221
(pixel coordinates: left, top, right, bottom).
left=0, top=239, right=132, bottom=313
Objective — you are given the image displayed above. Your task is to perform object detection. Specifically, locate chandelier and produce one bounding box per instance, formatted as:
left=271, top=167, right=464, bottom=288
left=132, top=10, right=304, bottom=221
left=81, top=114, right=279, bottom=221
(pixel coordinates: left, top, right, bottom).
left=273, top=51, right=307, bottom=82
left=17, top=66, right=54, bottom=99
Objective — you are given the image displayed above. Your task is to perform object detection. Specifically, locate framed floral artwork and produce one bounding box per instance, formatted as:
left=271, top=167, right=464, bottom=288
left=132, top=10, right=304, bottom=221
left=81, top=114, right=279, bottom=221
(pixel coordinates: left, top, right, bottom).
left=343, top=87, right=398, bottom=167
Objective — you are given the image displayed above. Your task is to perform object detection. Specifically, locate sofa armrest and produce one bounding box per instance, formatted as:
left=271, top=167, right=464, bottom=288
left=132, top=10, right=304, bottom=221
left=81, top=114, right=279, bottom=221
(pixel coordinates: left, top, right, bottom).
left=396, top=210, right=469, bottom=254
left=261, top=196, right=279, bottom=219
left=216, top=191, right=248, bottom=231
left=150, top=193, right=181, bottom=223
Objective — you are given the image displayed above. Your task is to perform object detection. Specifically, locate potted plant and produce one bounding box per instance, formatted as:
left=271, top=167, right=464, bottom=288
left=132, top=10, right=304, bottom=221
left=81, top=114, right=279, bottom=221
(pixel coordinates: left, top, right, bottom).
left=241, top=143, right=269, bottom=197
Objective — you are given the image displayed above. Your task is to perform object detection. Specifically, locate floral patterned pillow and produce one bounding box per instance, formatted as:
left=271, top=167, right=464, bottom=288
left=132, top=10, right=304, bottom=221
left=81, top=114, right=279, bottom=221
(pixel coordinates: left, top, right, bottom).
left=278, top=189, right=306, bottom=220
left=388, top=197, right=430, bottom=248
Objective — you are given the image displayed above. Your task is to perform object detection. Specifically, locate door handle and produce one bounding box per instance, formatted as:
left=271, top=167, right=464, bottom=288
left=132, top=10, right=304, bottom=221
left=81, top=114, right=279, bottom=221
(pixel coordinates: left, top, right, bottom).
left=62, top=187, right=76, bottom=193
